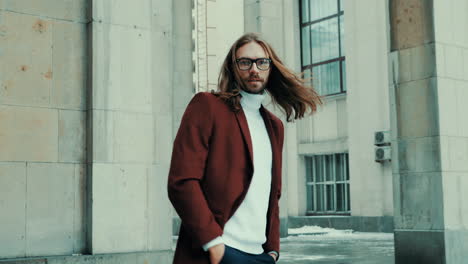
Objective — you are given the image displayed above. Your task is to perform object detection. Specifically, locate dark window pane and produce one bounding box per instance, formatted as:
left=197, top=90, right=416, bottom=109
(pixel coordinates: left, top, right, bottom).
left=306, top=157, right=313, bottom=182
left=337, top=183, right=344, bottom=211
left=346, top=183, right=351, bottom=211
left=302, top=25, right=311, bottom=67
left=307, top=185, right=314, bottom=211
left=317, top=185, right=324, bottom=211
left=326, top=184, right=334, bottom=211
left=315, top=156, right=324, bottom=182
left=336, top=154, right=344, bottom=181
left=312, top=61, right=340, bottom=95
left=345, top=154, right=350, bottom=180
left=339, top=15, right=345, bottom=56
left=310, top=0, right=338, bottom=21
left=301, top=0, right=310, bottom=23
left=311, top=17, right=339, bottom=63
left=342, top=60, right=347, bottom=92
left=325, top=155, right=333, bottom=181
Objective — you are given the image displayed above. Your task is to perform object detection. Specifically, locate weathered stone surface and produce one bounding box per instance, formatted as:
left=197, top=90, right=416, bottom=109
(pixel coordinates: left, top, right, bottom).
left=0, top=162, right=26, bottom=258
left=91, top=163, right=148, bottom=253
left=396, top=77, right=439, bottom=138
left=151, top=31, right=172, bottom=115
left=51, top=20, right=87, bottom=110
left=0, top=11, right=52, bottom=107
left=445, top=229, right=468, bottom=263
left=397, top=137, right=441, bottom=173
left=393, top=172, right=444, bottom=230
left=26, top=163, right=75, bottom=256
left=455, top=81, right=468, bottom=137
left=92, top=23, right=151, bottom=113
left=434, top=0, right=468, bottom=49
left=397, top=43, right=436, bottom=83
left=73, top=164, right=87, bottom=253
left=441, top=172, right=468, bottom=230
left=390, top=0, right=434, bottom=50
left=336, top=98, right=348, bottom=138
left=151, top=0, right=172, bottom=33
left=0, top=106, right=58, bottom=162
left=437, top=78, right=459, bottom=137
left=244, top=0, right=260, bottom=33
left=113, top=111, right=153, bottom=163
left=444, top=44, right=464, bottom=80
left=154, top=115, right=172, bottom=165
left=0, top=0, right=89, bottom=22
left=440, top=136, right=468, bottom=173
left=312, top=100, right=338, bottom=141
left=463, top=48, right=468, bottom=80
left=58, top=110, right=86, bottom=163
left=92, top=0, right=150, bottom=28
left=91, top=110, right=114, bottom=163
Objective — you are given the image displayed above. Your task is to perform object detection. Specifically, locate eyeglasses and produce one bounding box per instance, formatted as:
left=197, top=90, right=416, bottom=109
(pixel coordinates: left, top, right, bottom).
left=235, top=58, right=272, bottom=71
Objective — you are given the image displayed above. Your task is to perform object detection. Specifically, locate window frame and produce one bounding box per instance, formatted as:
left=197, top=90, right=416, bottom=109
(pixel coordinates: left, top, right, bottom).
left=305, top=153, right=351, bottom=216
left=299, top=0, right=346, bottom=97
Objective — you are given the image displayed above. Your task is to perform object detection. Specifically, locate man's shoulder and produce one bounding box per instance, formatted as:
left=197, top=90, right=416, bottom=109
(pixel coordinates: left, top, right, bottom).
left=192, top=92, right=219, bottom=103
left=190, top=91, right=228, bottom=109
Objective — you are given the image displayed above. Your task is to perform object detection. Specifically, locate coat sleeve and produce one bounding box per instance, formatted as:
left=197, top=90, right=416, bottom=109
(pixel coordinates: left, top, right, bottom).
left=263, top=119, right=284, bottom=259
left=167, top=92, right=223, bottom=248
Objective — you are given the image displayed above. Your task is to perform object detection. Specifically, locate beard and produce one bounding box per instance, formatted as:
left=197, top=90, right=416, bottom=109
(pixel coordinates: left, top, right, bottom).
left=241, top=75, right=267, bottom=94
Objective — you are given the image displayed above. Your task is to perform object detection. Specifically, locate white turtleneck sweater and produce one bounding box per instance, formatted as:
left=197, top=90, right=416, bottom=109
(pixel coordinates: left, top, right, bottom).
left=202, top=90, right=273, bottom=255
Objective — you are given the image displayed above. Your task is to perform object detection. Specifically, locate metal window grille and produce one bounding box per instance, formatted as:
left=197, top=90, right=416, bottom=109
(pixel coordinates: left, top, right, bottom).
left=305, top=153, right=350, bottom=215
left=299, top=0, right=346, bottom=96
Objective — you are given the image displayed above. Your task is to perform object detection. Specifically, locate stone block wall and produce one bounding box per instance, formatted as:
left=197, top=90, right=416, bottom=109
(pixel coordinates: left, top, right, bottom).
left=0, top=0, right=89, bottom=258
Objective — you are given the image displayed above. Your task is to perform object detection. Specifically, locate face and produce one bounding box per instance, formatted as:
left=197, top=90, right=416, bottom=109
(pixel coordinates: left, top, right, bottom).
left=235, top=41, right=271, bottom=94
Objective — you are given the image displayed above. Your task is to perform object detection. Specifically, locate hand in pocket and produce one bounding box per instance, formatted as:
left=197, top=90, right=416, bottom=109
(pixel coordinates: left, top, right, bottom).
left=208, top=244, right=226, bottom=264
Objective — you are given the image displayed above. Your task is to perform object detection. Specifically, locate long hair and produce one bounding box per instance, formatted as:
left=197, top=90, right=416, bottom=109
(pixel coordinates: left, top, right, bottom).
left=212, top=32, right=322, bottom=122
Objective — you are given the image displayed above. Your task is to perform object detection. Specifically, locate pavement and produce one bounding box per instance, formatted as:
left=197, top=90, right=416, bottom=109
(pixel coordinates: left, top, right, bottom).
left=173, top=226, right=395, bottom=264
left=277, top=227, right=394, bottom=264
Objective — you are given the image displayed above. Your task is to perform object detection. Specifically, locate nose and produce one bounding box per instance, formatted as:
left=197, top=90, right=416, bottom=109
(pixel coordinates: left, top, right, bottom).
left=249, top=62, right=260, bottom=73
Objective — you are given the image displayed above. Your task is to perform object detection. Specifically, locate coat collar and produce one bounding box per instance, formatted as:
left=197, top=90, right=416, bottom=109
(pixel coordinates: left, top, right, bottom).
left=234, top=105, right=278, bottom=169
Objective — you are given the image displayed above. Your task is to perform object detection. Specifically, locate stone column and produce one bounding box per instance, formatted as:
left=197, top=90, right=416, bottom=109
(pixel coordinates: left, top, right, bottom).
left=389, top=0, right=468, bottom=262
left=88, top=0, right=172, bottom=253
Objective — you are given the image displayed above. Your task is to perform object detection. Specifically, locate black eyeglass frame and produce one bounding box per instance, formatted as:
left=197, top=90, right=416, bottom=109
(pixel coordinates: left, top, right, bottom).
left=235, top=58, right=272, bottom=71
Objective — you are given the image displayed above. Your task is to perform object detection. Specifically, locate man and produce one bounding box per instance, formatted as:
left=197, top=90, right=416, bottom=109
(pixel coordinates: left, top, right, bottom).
left=167, top=33, right=321, bottom=264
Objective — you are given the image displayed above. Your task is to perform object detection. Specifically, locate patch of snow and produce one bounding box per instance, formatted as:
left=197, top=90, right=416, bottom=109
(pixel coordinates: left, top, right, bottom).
left=280, top=252, right=328, bottom=261
left=288, top=225, right=353, bottom=235
left=283, top=225, right=394, bottom=241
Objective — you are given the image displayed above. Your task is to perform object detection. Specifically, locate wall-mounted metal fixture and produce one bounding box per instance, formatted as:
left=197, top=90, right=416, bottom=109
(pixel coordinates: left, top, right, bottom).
left=374, top=131, right=391, bottom=162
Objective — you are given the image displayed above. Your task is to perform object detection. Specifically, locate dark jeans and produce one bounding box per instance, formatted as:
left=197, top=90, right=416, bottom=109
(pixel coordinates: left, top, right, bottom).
left=220, top=245, right=276, bottom=264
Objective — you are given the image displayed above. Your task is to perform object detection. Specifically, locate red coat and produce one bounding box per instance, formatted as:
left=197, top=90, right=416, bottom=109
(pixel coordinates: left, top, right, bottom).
left=167, top=92, right=284, bottom=264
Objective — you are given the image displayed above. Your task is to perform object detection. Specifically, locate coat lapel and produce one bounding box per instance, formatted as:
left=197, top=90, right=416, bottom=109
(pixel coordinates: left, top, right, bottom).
left=260, top=106, right=280, bottom=184
left=235, top=109, right=254, bottom=166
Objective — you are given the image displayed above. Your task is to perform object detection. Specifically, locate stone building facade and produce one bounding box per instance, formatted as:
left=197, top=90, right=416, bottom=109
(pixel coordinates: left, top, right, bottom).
left=1, top=0, right=467, bottom=263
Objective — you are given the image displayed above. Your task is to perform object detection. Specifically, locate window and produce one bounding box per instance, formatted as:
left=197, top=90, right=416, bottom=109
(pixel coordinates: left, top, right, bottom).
left=300, top=0, right=346, bottom=96
left=305, top=153, right=350, bottom=215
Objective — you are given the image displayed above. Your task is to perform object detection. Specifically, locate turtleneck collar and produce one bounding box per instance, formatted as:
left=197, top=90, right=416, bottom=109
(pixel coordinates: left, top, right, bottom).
left=240, top=90, right=265, bottom=112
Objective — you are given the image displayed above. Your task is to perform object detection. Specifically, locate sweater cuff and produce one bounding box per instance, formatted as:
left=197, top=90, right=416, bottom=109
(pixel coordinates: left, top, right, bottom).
left=202, top=236, right=224, bottom=251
